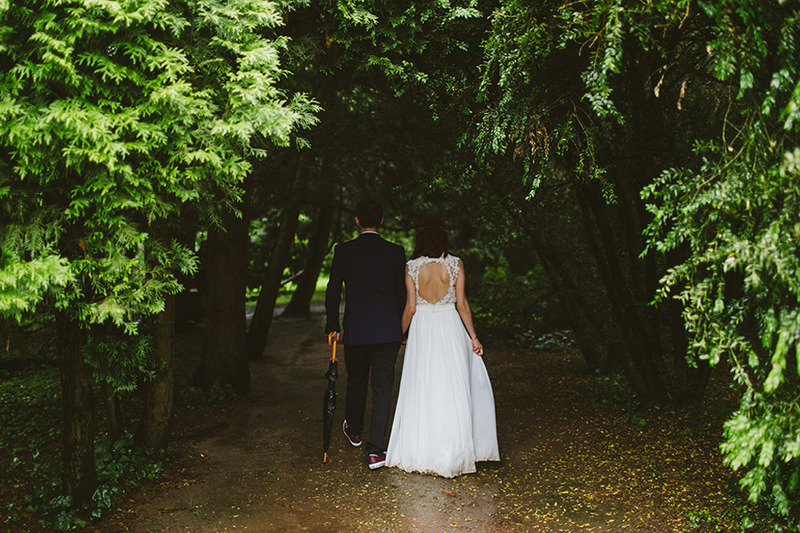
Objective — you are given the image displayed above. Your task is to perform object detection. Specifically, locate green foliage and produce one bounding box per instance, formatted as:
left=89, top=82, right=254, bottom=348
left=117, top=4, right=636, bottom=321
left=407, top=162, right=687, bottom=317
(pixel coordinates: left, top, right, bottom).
left=0, top=0, right=315, bottom=333
left=0, top=252, right=74, bottom=322
left=480, top=0, right=800, bottom=526
left=476, top=0, right=620, bottom=197
left=0, top=0, right=316, bottom=364
left=1, top=364, right=166, bottom=531
left=284, top=0, right=490, bottom=208
left=471, top=264, right=561, bottom=346
left=0, top=366, right=61, bottom=450
left=32, top=432, right=163, bottom=531
left=0, top=0, right=316, bottom=512
left=84, top=328, right=154, bottom=391
left=640, top=1, right=800, bottom=527
left=320, top=0, right=483, bottom=88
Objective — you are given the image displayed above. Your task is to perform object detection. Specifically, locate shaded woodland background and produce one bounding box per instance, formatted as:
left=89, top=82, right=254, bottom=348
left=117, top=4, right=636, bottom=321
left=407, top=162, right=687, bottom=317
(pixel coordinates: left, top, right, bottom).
left=1, top=0, right=799, bottom=531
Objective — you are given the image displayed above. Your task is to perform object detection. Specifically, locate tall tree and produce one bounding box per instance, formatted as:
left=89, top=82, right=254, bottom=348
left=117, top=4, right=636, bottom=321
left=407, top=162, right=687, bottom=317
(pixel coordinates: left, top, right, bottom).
left=282, top=200, right=336, bottom=317
left=0, top=0, right=313, bottom=505
left=255, top=0, right=495, bottom=279
left=477, top=0, right=800, bottom=527
left=641, top=1, right=800, bottom=525
left=473, top=0, right=722, bottom=403
left=136, top=294, right=175, bottom=449
left=247, top=152, right=311, bottom=359
left=196, top=207, right=251, bottom=391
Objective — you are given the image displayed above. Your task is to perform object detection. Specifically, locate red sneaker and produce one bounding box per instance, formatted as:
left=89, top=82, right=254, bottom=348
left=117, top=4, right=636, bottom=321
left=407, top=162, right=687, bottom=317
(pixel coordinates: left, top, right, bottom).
left=343, top=420, right=362, bottom=447
left=368, top=453, right=386, bottom=470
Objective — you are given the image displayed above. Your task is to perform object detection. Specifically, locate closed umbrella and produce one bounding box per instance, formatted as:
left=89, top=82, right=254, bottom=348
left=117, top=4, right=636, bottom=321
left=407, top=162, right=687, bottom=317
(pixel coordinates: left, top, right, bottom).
left=322, top=332, right=339, bottom=463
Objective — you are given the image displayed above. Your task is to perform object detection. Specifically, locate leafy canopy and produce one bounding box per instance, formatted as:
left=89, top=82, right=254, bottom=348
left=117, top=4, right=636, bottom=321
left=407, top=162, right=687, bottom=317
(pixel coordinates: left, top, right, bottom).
left=638, top=1, right=800, bottom=525
left=477, top=0, right=800, bottom=525
left=0, top=0, right=315, bottom=335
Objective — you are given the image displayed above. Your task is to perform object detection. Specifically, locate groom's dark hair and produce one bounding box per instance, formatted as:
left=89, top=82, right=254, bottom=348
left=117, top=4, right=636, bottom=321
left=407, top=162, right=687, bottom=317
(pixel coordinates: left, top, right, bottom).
left=355, top=198, right=383, bottom=228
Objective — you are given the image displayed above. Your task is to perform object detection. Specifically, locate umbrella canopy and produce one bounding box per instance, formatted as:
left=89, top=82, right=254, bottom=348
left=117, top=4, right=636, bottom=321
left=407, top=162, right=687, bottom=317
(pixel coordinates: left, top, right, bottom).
left=322, top=332, right=339, bottom=464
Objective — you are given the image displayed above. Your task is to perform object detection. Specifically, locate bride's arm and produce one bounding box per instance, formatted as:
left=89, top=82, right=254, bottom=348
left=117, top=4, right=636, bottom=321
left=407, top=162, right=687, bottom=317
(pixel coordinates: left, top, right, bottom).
left=455, top=259, right=483, bottom=356
left=401, top=265, right=416, bottom=334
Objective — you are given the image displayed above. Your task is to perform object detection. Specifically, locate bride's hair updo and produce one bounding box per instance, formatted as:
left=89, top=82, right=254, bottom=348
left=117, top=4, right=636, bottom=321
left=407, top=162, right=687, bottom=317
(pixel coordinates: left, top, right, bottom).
left=411, top=215, right=448, bottom=259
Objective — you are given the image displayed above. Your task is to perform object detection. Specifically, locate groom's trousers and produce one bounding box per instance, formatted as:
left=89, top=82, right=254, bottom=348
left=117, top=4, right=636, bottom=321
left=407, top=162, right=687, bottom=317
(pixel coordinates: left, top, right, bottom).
left=344, top=342, right=400, bottom=454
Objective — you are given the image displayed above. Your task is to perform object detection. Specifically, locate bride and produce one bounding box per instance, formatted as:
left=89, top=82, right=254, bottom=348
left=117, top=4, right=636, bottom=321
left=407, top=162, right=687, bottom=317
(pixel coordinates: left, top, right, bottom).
left=385, top=216, right=500, bottom=477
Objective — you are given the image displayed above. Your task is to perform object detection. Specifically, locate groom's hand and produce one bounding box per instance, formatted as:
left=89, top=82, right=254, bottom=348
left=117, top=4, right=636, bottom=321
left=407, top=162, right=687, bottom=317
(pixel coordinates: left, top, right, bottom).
left=328, top=331, right=340, bottom=343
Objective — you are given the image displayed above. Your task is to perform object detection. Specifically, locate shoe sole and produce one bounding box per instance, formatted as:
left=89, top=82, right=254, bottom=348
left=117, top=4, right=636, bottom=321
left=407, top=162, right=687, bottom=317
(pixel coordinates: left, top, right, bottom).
left=368, top=460, right=385, bottom=470
left=343, top=420, right=362, bottom=447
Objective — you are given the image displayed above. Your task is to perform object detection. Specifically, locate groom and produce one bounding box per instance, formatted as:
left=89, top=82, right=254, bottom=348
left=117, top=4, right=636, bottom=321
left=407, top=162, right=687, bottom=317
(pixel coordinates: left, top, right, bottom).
left=325, top=199, right=406, bottom=470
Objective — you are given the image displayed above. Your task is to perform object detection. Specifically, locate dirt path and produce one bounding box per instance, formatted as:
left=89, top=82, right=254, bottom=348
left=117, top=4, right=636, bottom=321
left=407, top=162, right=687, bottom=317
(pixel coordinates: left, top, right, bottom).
left=97, top=307, right=767, bottom=533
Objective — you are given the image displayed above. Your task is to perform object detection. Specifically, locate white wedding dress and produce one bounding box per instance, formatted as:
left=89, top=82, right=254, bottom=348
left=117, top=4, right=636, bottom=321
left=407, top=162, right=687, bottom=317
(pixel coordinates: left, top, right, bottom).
left=385, top=254, right=500, bottom=477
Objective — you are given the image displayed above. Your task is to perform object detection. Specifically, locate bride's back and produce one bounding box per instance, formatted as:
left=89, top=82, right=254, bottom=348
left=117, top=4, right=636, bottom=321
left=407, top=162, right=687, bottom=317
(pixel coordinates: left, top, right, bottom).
left=417, top=261, right=450, bottom=304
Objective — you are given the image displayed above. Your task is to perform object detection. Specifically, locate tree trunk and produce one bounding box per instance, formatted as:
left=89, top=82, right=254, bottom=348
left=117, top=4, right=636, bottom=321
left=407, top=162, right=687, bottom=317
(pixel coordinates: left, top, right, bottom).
left=529, top=230, right=609, bottom=370
left=282, top=204, right=336, bottom=317
left=523, top=176, right=624, bottom=374
left=56, top=313, right=97, bottom=507
left=173, top=215, right=204, bottom=333
left=101, top=381, right=125, bottom=443
left=196, top=208, right=250, bottom=394
left=137, top=294, right=176, bottom=449
left=576, top=184, right=670, bottom=404
left=247, top=154, right=310, bottom=359
left=522, top=168, right=677, bottom=405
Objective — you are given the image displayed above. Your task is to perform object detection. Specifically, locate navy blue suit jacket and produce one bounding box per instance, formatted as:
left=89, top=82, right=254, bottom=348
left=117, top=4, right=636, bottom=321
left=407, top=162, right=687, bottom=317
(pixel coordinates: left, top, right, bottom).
left=325, top=233, right=406, bottom=345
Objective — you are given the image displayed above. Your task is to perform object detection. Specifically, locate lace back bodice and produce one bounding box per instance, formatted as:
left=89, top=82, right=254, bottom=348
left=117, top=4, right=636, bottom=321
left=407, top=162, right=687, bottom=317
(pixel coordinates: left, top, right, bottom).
left=407, top=254, right=460, bottom=306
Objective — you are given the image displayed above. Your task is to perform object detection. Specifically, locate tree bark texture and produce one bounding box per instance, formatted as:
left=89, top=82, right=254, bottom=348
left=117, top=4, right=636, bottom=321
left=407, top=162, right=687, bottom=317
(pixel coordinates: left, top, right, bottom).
left=575, top=182, right=671, bottom=403
left=282, top=203, right=336, bottom=317
left=524, top=178, right=626, bottom=374
left=137, top=294, right=176, bottom=449
left=56, top=313, right=97, bottom=507
left=511, top=34, right=722, bottom=405
left=101, top=381, right=125, bottom=443
left=247, top=154, right=310, bottom=359
left=522, top=165, right=694, bottom=404
left=197, top=208, right=251, bottom=394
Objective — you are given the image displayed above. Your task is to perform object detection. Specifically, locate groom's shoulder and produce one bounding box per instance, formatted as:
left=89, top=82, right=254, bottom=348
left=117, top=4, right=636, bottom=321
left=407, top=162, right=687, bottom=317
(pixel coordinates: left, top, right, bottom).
left=331, top=238, right=358, bottom=261
left=342, top=234, right=403, bottom=256
left=382, top=238, right=405, bottom=256
left=337, top=237, right=357, bottom=249
left=366, top=236, right=405, bottom=262
left=383, top=237, right=403, bottom=250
